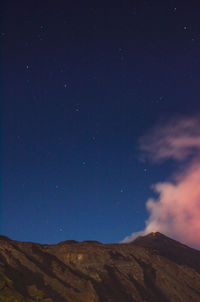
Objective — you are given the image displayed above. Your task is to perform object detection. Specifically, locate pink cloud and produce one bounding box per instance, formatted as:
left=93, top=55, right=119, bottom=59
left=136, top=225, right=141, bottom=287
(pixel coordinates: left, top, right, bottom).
left=122, top=117, right=200, bottom=249
left=139, top=117, right=200, bottom=162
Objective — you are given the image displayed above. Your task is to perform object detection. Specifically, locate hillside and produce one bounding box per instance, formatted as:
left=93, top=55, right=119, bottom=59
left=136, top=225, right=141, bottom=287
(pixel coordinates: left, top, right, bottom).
left=0, top=232, right=200, bottom=302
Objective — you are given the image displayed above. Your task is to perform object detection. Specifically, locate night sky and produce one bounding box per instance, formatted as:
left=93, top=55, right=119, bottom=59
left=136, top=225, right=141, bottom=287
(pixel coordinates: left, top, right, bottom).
left=2, top=1, right=200, bottom=244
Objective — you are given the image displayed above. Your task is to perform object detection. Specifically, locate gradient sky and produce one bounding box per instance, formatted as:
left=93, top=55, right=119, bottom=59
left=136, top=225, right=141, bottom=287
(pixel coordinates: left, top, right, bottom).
left=2, top=1, right=200, bottom=244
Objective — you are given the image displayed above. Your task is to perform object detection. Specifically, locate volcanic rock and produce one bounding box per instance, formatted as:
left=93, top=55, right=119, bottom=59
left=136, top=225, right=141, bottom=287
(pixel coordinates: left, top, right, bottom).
left=0, top=232, right=200, bottom=301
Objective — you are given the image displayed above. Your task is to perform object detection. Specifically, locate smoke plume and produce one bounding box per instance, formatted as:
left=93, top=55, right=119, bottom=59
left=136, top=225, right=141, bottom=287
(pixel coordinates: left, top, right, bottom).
left=122, top=117, right=200, bottom=249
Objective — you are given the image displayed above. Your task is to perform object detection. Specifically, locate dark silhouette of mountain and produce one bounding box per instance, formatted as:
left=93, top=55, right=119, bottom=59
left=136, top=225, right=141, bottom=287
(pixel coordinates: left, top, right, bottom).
left=0, top=232, right=200, bottom=302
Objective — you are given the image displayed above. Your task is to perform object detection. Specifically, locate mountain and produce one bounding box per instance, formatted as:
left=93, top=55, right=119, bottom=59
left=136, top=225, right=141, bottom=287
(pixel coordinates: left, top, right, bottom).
left=0, top=232, right=200, bottom=302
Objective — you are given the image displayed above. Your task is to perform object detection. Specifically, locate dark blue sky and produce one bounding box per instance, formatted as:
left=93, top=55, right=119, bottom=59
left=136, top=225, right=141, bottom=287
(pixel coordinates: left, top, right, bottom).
left=2, top=1, right=200, bottom=243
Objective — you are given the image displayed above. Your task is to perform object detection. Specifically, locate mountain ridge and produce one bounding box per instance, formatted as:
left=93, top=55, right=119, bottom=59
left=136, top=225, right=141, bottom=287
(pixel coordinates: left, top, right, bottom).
left=0, top=232, right=200, bottom=302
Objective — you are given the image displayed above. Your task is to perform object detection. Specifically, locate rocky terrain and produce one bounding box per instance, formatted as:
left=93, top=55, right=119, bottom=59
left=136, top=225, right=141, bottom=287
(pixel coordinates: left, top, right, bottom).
left=0, top=232, right=200, bottom=302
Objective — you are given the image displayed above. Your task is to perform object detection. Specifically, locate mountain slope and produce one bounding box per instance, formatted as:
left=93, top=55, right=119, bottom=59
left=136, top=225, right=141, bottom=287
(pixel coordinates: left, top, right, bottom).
left=0, top=232, right=200, bottom=302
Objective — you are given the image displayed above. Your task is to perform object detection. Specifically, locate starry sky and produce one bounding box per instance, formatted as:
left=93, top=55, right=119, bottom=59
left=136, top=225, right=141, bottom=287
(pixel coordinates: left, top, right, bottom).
left=1, top=1, right=200, bottom=244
